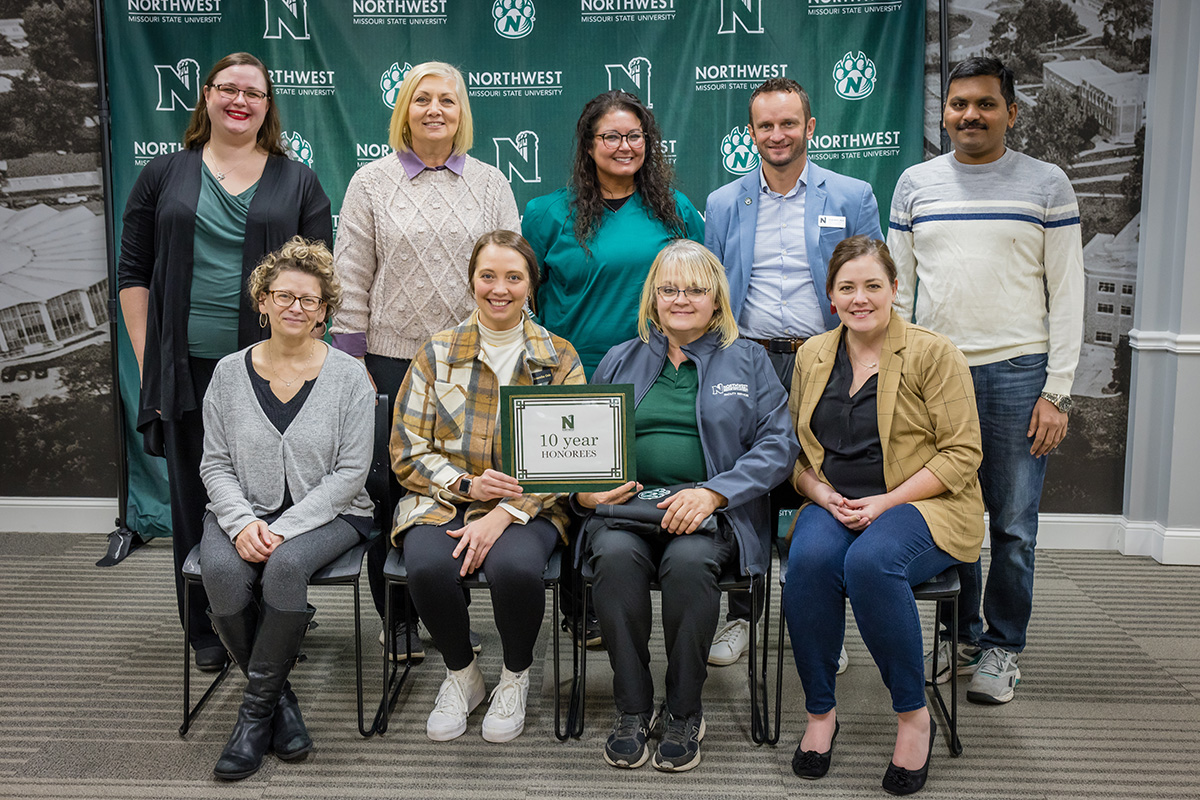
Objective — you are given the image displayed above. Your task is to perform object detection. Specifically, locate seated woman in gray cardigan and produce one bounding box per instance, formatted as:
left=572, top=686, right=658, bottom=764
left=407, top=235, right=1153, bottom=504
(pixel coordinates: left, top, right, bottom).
left=198, top=237, right=375, bottom=781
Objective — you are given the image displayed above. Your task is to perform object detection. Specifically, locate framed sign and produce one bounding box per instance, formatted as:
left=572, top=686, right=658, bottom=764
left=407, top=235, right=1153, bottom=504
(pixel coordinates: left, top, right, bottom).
left=500, top=384, right=636, bottom=493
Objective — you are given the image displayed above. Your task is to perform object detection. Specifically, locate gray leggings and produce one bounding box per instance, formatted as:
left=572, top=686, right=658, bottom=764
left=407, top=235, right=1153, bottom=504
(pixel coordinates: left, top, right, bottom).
left=201, top=512, right=362, bottom=613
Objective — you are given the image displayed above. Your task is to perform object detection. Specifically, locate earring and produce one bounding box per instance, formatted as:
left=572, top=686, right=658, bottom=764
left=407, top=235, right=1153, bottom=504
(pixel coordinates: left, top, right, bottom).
left=259, top=312, right=268, bottom=329
left=830, top=302, right=837, bottom=315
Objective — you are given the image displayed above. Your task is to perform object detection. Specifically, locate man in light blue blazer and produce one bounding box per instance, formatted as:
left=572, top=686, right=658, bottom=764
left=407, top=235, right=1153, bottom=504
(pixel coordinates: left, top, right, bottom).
left=705, top=77, right=882, bottom=384
left=703, top=77, right=881, bottom=668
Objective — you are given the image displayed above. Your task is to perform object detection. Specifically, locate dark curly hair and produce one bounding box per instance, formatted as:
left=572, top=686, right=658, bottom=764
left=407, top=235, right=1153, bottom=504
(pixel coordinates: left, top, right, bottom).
left=569, top=90, right=685, bottom=249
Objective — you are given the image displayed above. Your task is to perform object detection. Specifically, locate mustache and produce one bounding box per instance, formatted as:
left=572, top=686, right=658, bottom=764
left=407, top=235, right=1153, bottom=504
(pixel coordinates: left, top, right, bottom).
left=957, top=121, right=988, bottom=130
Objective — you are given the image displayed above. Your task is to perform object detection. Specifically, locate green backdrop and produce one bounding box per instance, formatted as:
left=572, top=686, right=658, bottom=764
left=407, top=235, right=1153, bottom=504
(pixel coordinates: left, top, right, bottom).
left=104, top=0, right=925, bottom=537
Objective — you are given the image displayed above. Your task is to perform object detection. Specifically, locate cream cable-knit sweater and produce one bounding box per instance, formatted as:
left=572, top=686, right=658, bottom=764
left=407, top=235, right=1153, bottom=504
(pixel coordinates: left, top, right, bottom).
left=332, top=153, right=519, bottom=360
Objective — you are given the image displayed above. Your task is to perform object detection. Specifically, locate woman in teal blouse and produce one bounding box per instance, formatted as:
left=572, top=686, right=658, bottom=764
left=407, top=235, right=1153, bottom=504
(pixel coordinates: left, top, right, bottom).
left=522, top=90, right=704, bottom=378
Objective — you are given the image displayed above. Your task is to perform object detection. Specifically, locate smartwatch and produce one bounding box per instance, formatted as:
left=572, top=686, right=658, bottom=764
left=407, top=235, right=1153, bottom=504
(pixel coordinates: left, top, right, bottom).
left=457, top=474, right=472, bottom=497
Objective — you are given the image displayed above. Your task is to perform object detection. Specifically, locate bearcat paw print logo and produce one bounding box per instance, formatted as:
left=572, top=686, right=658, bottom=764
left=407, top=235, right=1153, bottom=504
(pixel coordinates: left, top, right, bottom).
left=833, top=51, right=876, bottom=100
left=638, top=488, right=670, bottom=501
left=493, top=0, right=535, bottom=39
left=380, top=62, right=412, bottom=109
left=721, top=126, right=759, bottom=174
left=281, top=131, right=314, bottom=168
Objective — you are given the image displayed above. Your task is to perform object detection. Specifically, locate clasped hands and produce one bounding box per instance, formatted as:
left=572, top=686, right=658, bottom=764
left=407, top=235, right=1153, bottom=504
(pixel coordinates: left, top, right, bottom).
left=818, top=487, right=894, bottom=532
left=235, top=519, right=284, bottom=563
left=577, top=481, right=727, bottom=535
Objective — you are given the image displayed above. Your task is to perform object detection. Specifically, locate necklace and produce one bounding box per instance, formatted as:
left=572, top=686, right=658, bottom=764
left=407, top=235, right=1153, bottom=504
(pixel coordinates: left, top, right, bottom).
left=847, top=342, right=880, bottom=371
left=205, top=144, right=254, bottom=182
left=266, top=339, right=314, bottom=387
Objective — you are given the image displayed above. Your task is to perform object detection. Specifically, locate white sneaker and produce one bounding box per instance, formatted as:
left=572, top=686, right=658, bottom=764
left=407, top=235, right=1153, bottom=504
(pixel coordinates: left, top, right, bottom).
left=481, top=666, right=530, bottom=743
left=426, top=659, right=486, bottom=741
left=708, top=619, right=751, bottom=666
left=837, top=645, right=849, bottom=675
left=924, top=639, right=983, bottom=685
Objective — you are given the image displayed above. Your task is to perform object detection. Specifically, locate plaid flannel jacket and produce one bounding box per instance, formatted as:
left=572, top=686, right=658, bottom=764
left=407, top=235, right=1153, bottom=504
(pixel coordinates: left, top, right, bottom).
left=390, top=311, right=586, bottom=544
left=790, top=311, right=985, bottom=563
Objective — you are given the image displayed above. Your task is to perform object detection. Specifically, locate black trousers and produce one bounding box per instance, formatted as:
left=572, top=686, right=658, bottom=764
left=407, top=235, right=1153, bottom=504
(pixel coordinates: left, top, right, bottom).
left=162, top=355, right=220, bottom=651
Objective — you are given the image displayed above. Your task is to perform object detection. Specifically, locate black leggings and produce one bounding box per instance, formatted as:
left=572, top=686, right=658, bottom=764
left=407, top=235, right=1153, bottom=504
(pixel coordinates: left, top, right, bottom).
left=404, top=507, right=559, bottom=672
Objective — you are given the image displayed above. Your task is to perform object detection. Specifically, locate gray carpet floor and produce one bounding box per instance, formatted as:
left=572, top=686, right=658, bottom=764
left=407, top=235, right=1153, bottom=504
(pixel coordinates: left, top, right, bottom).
left=1, top=532, right=1198, bottom=799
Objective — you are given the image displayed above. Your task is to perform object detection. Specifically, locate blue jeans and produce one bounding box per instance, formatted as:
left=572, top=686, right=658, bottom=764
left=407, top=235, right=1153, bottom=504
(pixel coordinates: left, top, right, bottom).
left=783, top=504, right=961, bottom=714
left=950, top=353, right=1048, bottom=653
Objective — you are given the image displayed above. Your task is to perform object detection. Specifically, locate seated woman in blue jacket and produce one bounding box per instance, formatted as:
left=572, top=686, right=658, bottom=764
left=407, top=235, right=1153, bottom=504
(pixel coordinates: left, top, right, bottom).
left=576, top=239, right=799, bottom=773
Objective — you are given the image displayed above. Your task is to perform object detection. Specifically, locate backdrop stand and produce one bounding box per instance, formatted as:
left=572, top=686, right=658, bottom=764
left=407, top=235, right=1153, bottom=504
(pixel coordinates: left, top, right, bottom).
left=94, top=0, right=143, bottom=568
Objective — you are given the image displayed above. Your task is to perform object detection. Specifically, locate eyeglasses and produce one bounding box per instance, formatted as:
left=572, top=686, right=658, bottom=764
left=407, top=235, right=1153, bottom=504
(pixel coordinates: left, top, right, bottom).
left=267, top=290, right=324, bottom=312
left=209, top=83, right=269, bottom=104
left=656, top=286, right=711, bottom=299
left=594, top=130, right=646, bottom=149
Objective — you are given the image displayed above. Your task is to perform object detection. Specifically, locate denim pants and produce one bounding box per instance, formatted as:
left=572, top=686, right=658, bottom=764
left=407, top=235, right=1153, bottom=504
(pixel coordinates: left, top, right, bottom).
left=783, top=504, right=961, bottom=714
left=948, top=353, right=1048, bottom=653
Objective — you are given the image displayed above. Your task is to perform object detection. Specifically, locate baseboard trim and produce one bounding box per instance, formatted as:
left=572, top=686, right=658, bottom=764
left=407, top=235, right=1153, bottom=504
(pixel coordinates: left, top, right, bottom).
left=0, top=496, right=120, bottom=534
left=1028, top=513, right=1124, bottom=551
left=1119, top=519, right=1200, bottom=565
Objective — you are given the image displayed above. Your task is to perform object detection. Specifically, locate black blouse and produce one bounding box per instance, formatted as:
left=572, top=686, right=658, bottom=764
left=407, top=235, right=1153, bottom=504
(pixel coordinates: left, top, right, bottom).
left=810, top=334, right=887, bottom=499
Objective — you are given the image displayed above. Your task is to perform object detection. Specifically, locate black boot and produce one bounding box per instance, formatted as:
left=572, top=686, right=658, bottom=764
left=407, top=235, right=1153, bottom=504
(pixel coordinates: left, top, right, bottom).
left=208, top=604, right=315, bottom=762
left=212, top=603, right=312, bottom=781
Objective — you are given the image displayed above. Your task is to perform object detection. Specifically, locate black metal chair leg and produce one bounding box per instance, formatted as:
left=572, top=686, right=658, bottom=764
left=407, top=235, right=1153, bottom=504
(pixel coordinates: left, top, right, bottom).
left=179, top=576, right=230, bottom=737
left=353, top=580, right=371, bottom=738
left=373, top=579, right=413, bottom=735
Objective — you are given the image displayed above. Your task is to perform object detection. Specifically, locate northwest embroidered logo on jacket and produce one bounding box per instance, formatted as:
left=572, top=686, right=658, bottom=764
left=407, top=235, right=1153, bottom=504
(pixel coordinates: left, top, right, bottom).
left=712, top=382, right=749, bottom=397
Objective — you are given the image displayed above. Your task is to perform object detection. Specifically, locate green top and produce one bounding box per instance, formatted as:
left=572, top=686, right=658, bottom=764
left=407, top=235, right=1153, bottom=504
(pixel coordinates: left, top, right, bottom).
left=634, top=358, right=706, bottom=489
left=522, top=187, right=704, bottom=377
left=188, top=165, right=258, bottom=358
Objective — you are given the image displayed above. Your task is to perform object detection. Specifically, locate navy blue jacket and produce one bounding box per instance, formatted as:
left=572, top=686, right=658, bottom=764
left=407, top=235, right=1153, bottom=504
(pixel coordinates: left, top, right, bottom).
left=591, top=328, right=800, bottom=577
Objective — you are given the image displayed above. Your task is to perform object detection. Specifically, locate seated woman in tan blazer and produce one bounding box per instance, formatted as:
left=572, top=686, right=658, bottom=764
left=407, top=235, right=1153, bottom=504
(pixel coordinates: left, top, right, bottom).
left=781, top=236, right=984, bottom=796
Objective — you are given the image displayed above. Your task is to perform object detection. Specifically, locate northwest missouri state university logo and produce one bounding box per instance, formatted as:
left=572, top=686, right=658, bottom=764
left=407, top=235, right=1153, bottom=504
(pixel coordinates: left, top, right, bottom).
left=269, top=67, right=335, bottom=97
left=606, top=57, right=651, bottom=108
left=132, top=139, right=184, bottom=167
left=353, top=0, right=447, bottom=26
left=808, top=128, right=901, bottom=161
left=263, top=0, right=308, bottom=39
left=721, top=126, right=759, bottom=175
left=281, top=131, right=315, bottom=168
left=356, top=142, right=393, bottom=167
left=719, top=0, right=761, bottom=33
left=127, top=0, right=222, bottom=24
left=712, top=381, right=749, bottom=397
left=580, top=0, right=676, bottom=23
left=833, top=51, right=875, bottom=100
left=154, top=58, right=200, bottom=111
left=468, top=68, right=562, bottom=98
left=808, top=0, right=902, bottom=15
left=493, top=131, right=540, bottom=183
left=380, top=62, right=413, bottom=108
left=493, top=0, right=535, bottom=38
left=638, top=488, right=670, bottom=500
left=695, top=62, right=787, bottom=92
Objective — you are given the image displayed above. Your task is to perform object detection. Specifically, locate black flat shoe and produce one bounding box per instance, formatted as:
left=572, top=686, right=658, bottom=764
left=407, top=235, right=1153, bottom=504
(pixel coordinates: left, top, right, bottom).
left=792, top=720, right=839, bottom=780
left=882, top=718, right=936, bottom=796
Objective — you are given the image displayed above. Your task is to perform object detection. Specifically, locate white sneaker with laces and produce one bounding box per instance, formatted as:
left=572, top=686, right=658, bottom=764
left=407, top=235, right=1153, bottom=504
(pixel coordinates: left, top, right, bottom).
left=967, top=647, right=1020, bottom=704
left=481, top=666, right=530, bottom=742
left=426, top=658, right=486, bottom=741
left=837, top=645, right=849, bottom=675
left=708, top=619, right=751, bottom=666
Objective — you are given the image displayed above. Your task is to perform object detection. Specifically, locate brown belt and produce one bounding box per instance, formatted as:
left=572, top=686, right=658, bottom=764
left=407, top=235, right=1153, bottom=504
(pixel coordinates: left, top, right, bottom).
left=744, top=336, right=806, bottom=353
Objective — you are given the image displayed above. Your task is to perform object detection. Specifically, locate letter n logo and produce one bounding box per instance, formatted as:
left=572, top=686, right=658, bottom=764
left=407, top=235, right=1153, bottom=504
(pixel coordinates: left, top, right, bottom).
left=605, top=57, right=652, bottom=108
left=264, top=0, right=309, bottom=40
left=493, top=131, right=541, bottom=183
left=719, top=0, right=762, bottom=34
left=155, top=58, right=200, bottom=111
left=561, top=415, right=574, bottom=430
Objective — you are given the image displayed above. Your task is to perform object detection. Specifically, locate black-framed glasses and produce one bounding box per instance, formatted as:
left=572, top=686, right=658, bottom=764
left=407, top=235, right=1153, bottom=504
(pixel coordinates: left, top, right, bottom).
left=594, top=130, right=646, bottom=149
left=267, top=290, right=324, bottom=311
left=656, top=286, right=711, bottom=300
left=210, top=83, right=269, bottom=104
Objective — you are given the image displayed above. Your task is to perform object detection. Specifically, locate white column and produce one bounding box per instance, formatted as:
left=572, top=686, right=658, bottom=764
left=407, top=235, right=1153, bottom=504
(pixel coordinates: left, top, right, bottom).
left=1122, top=0, right=1200, bottom=564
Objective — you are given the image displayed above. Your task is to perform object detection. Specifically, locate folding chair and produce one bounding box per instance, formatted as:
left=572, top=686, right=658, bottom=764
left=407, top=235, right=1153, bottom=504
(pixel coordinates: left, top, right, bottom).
left=178, top=392, right=392, bottom=739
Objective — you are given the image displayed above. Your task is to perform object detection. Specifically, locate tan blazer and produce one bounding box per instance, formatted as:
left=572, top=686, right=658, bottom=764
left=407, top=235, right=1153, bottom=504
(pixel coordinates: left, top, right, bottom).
left=789, top=311, right=985, bottom=563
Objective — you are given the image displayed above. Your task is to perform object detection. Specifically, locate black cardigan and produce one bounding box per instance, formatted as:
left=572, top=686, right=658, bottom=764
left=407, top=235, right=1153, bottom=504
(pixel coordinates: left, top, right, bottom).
left=117, top=146, right=332, bottom=429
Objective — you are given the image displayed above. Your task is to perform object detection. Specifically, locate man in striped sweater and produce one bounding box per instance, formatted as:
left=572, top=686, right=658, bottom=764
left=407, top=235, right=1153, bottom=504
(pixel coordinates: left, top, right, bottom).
left=887, top=57, right=1084, bottom=705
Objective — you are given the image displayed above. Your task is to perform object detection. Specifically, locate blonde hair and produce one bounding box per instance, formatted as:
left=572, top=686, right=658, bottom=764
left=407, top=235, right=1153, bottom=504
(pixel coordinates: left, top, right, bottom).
left=247, top=236, right=343, bottom=318
left=386, top=62, right=474, bottom=156
left=637, top=240, right=739, bottom=348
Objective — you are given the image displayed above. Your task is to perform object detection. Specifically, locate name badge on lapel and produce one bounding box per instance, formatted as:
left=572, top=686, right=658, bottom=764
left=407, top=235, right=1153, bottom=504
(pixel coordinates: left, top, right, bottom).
left=530, top=367, right=553, bottom=386
left=818, top=215, right=847, bottom=229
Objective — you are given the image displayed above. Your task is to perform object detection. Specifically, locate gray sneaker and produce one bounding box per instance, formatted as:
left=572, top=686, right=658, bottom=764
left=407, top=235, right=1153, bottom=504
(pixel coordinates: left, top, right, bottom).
left=652, top=708, right=706, bottom=773
left=967, top=647, right=1020, bottom=704
left=924, top=638, right=982, bottom=685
